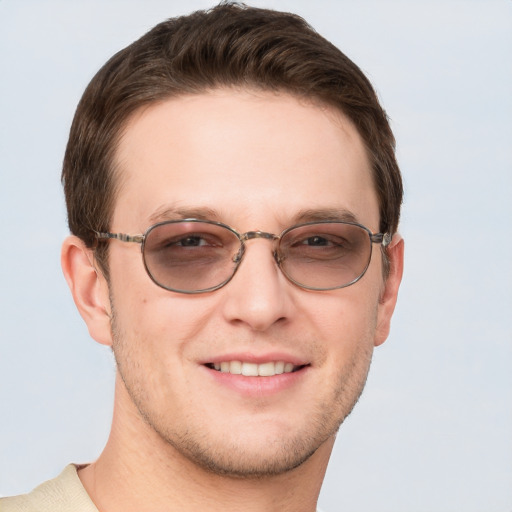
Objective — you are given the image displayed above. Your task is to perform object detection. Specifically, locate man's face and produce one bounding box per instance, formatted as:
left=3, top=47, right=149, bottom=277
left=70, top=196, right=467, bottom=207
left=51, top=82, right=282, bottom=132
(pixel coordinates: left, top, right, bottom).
left=104, top=89, right=389, bottom=476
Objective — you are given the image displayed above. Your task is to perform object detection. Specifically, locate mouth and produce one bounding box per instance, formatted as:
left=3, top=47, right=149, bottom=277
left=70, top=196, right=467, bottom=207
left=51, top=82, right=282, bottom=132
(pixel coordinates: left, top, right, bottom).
left=205, top=361, right=307, bottom=377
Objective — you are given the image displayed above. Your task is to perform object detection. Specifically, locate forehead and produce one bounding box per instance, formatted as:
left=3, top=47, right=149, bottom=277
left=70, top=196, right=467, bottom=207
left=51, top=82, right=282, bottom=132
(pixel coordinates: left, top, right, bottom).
left=113, top=89, right=379, bottom=231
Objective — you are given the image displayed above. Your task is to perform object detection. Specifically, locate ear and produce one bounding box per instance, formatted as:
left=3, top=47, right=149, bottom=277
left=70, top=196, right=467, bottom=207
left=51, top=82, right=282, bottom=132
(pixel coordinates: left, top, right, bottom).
left=61, top=236, right=113, bottom=346
left=374, top=235, right=404, bottom=347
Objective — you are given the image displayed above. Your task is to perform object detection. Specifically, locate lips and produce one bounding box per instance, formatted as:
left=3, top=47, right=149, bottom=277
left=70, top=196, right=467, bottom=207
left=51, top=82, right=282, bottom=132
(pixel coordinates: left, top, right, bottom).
left=206, top=361, right=303, bottom=377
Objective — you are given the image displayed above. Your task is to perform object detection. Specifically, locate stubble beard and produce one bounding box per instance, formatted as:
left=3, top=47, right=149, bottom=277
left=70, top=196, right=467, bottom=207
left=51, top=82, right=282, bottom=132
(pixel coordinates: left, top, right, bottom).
left=110, top=301, right=374, bottom=479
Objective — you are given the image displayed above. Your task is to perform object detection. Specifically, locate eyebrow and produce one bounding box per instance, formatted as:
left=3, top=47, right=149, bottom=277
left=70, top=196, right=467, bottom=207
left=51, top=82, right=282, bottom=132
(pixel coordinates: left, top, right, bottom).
left=148, top=205, right=222, bottom=224
left=148, top=205, right=360, bottom=227
left=291, top=208, right=360, bottom=225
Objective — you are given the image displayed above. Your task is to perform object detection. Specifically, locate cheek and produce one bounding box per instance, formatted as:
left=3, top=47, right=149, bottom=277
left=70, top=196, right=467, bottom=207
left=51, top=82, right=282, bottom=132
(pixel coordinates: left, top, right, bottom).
left=108, top=292, right=197, bottom=410
left=109, top=270, right=220, bottom=364
left=307, top=285, right=380, bottom=335
left=299, top=284, right=381, bottom=375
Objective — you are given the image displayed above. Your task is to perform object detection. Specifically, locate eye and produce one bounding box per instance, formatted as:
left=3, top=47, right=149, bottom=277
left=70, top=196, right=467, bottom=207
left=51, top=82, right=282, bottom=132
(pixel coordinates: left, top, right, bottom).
left=174, top=235, right=212, bottom=247
left=294, top=234, right=346, bottom=248
left=282, top=227, right=354, bottom=262
left=157, top=231, right=225, bottom=249
left=300, top=235, right=335, bottom=246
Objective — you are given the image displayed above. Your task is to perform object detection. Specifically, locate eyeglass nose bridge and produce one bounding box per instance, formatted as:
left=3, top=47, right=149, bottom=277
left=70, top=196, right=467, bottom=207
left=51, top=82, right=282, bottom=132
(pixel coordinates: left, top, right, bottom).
left=232, top=230, right=281, bottom=264
left=241, top=231, right=280, bottom=242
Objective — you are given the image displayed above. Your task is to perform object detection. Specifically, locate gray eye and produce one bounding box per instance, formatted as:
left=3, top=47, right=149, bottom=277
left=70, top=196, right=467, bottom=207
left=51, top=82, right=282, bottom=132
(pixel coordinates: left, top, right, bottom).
left=176, top=236, right=209, bottom=247
left=303, top=236, right=331, bottom=246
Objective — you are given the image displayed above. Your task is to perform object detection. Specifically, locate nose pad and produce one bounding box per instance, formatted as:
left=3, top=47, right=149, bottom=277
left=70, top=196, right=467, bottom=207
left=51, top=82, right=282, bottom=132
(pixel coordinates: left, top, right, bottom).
left=221, top=239, right=292, bottom=331
left=233, top=244, right=245, bottom=264
left=273, top=249, right=284, bottom=267
left=233, top=241, right=284, bottom=273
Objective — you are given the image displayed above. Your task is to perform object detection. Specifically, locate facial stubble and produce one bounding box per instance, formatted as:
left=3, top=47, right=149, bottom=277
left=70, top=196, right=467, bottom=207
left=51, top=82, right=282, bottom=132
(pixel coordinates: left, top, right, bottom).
left=109, top=297, right=375, bottom=479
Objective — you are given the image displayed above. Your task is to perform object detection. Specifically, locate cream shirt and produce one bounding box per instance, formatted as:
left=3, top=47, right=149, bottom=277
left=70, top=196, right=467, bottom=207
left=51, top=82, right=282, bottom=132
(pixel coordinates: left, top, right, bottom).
left=1, top=466, right=325, bottom=511
left=1, top=465, right=97, bottom=512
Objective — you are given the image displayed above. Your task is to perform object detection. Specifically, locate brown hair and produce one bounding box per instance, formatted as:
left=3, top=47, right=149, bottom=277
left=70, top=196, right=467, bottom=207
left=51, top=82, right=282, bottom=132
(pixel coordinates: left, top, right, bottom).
left=62, top=2, right=402, bottom=277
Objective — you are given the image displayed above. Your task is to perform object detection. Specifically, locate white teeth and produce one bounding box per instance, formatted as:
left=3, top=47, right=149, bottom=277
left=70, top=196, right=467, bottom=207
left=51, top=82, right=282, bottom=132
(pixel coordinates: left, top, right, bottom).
left=211, top=361, right=299, bottom=376
left=258, top=362, right=275, bottom=377
left=229, top=360, right=242, bottom=374
left=242, top=362, right=259, bottom=376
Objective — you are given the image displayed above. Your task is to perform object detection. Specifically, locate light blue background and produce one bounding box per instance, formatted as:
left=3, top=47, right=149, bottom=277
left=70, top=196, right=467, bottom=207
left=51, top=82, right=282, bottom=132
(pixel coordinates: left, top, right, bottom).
left=1, top=1, right=511, bottom=510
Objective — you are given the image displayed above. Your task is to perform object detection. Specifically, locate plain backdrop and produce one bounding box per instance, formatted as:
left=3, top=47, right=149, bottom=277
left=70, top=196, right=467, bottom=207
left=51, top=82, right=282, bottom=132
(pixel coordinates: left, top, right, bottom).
left=0, top=1, right=511, bottom=511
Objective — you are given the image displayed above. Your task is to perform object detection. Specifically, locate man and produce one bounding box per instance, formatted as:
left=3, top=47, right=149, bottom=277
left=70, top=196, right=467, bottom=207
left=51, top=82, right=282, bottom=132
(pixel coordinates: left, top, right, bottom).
left=2, top=3, right=403, bottom=511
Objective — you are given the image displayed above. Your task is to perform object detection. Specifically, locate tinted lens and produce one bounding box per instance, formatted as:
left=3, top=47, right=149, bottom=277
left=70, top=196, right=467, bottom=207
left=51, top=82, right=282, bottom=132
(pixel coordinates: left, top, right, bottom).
left=279, top=222, right=372, bottom=289
left=143, top=221, right=241, bottom=292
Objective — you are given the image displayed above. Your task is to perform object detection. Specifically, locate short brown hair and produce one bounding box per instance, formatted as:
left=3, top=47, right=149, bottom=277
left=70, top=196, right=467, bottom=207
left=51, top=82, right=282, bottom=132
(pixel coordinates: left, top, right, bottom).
left=62, top=2, right=402, bottom=276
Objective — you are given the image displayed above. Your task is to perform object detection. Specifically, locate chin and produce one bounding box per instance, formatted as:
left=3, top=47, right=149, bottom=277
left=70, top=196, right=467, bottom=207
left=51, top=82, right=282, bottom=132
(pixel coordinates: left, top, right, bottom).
left=162, top=425, right=332, bottom=479
left=150, top=399, right=349, bottom=479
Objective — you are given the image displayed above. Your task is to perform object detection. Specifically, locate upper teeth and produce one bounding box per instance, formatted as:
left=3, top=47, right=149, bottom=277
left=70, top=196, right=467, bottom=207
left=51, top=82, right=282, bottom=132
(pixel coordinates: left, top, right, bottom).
left=212, top=361, right=297, bottom=376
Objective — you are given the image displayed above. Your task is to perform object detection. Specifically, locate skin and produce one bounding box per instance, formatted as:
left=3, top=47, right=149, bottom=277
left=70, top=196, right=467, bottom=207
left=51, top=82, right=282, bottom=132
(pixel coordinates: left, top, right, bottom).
left=62, top=89, right=404, bottom=512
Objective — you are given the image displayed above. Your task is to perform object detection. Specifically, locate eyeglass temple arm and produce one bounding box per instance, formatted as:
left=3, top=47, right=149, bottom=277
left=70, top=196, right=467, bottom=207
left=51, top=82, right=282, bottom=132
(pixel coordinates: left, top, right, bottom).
left=95, top=232, right=145, bottom=244
left=371, top=232, right=392, bottom=247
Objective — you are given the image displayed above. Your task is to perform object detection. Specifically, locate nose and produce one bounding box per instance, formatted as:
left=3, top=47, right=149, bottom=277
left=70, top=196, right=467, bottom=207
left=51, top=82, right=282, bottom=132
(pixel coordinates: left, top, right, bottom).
left=220, top=238, right=294, bottom=332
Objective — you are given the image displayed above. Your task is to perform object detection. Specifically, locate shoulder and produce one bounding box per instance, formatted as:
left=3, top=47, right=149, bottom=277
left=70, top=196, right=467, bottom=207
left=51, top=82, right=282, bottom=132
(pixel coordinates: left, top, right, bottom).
left=0, top=465, right=98, bottom=512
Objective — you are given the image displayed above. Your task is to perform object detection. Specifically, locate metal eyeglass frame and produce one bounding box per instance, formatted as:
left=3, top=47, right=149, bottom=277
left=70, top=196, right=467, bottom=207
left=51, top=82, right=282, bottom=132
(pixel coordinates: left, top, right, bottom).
left=95, top=218, right=392, bottom=294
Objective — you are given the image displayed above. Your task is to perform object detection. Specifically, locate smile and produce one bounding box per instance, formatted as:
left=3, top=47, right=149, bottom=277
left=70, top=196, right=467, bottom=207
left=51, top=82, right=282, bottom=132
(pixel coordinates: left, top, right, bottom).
left=206, top=361, right=304, bottom=377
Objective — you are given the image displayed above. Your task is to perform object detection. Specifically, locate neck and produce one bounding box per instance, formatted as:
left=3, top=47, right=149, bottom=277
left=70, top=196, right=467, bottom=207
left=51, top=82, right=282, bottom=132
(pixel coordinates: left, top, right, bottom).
left=79, top=375, right=333, bottom=512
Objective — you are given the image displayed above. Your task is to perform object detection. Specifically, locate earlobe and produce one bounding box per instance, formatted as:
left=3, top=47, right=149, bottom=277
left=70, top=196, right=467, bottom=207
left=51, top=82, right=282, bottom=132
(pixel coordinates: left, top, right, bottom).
left=374, top=235, right=404, bottom=347
left=61, top=236, right=113, bottom=346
